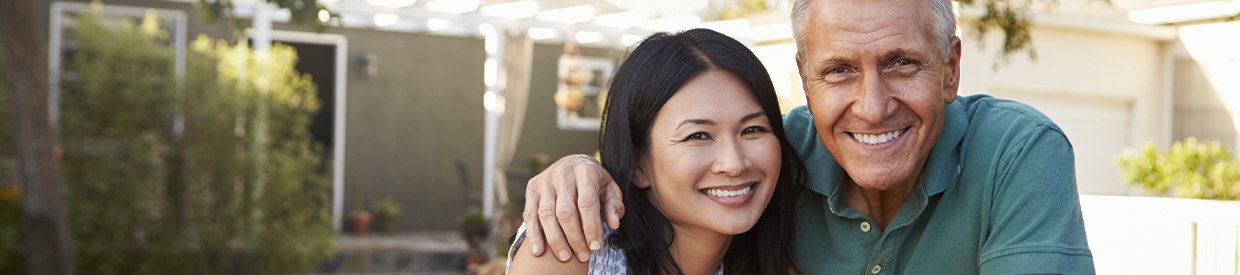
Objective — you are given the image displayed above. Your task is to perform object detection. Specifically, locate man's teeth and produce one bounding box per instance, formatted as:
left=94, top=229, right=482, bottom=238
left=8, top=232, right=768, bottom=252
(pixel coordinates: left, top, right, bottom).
left=704, top=186, right=753, bottom=197
left=852, top=129, right=904, bottom=145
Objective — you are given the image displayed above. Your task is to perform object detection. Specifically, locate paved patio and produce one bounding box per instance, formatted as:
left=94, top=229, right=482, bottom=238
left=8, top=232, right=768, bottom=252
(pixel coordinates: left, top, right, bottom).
left=318, top=231, right=471, bottom=274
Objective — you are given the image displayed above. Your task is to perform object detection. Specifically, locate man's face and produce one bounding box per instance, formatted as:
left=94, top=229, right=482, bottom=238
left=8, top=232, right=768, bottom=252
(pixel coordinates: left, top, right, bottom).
left=795, top=0, right=961, bottom=191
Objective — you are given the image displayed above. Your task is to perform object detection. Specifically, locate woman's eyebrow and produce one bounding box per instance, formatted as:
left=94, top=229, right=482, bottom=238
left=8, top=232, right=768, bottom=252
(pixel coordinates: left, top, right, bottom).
left=676, top=119, right=715, bottom=131
left=740, top=111, right=766, bottom=123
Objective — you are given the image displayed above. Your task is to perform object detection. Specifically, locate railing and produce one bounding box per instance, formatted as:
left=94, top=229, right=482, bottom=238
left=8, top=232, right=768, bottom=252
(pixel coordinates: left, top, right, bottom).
left=1081, top=195, right=1240, bottom=275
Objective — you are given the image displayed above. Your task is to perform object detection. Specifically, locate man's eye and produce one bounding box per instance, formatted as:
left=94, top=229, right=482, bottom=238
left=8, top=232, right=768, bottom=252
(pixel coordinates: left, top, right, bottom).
left=826, top=66, right=849, bottom=75
left=886, top=58, right=921, bottom=74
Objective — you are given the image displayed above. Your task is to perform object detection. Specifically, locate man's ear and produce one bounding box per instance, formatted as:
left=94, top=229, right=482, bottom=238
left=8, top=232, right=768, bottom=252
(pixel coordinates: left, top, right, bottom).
left=943, top=36, right=962, bottom=104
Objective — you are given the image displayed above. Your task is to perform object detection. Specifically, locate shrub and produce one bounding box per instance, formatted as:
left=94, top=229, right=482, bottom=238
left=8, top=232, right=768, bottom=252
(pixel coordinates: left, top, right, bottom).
left=1116, top=138, right=1240, bottom=200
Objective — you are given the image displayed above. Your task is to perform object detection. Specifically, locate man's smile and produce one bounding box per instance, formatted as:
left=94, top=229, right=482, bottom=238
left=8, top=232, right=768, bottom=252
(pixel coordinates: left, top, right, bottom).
left=848, top=127, right=908, bottom=145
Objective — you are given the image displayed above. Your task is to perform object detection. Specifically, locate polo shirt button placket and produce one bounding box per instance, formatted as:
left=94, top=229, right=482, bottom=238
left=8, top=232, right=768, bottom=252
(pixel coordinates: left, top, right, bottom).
left=870, top=264, right=882, bottom=274
left=860, top=221, right=872, bottom=233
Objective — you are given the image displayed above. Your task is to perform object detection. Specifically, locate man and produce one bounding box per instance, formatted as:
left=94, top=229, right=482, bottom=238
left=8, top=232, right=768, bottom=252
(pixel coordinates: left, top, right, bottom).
left=520, top=0, right=1095, bottom=273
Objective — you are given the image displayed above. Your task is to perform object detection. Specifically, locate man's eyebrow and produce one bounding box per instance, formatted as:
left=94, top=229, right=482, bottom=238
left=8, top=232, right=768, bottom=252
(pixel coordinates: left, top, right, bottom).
left=814, top=56, right=851, bottom=70
left=879, top=48, right=927, bottom=63
left=676, top=119, right=715, bottom=131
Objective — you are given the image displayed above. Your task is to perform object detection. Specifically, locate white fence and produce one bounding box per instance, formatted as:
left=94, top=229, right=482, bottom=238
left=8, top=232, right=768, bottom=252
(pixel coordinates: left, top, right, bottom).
left=1081, top=195, right=1240, bottom=275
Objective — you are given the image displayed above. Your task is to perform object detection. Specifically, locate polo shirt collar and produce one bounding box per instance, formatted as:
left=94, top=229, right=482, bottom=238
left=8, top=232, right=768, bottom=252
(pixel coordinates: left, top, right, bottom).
left=807, top=100, right=968, bottom=211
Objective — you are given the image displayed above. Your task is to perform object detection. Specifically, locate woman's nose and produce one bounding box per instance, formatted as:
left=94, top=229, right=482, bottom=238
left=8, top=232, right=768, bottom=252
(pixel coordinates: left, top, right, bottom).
left=710, top=138, right=751, bottom=177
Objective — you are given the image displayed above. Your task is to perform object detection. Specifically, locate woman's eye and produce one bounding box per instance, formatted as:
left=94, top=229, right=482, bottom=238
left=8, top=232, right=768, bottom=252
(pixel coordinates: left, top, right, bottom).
left=686, top=132, right=711, bottom=140
left=742, top=126, right=769, bottom=135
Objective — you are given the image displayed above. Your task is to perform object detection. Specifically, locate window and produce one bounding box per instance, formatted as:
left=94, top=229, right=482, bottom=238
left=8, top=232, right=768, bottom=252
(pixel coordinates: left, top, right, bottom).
left=48, top=2, right=187, bottom=130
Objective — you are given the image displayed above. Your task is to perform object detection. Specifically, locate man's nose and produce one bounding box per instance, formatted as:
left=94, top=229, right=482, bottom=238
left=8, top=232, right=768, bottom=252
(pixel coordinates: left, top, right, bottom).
left=710, top=138, right=752, bottom=177
left=851, top=71, right=894, bottom=123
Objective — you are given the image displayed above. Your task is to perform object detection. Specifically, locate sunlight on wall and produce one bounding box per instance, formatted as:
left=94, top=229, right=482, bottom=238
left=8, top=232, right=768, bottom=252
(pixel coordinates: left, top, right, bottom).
left=1180, top=22, right=1240, bottom=150
left=750, top=43, right=806, bottom=114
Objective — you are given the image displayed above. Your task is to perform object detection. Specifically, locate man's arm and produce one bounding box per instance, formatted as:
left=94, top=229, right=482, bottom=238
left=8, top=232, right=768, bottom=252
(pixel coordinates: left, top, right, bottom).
left=521, top=154, right=625, bottom=262
left=980, top=125, right=1094, bottom=274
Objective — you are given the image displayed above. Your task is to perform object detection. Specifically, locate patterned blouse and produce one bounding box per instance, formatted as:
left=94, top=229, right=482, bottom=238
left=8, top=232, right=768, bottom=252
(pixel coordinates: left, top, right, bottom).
left=506, top=224, right=724, bottom=275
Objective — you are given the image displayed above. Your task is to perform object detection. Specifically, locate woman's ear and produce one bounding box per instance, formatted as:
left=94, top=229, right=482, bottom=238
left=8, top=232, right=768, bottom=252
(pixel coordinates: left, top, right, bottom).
left=634, top=167, right=651, bottom=189
left=634, top=153, right=652, bottom=189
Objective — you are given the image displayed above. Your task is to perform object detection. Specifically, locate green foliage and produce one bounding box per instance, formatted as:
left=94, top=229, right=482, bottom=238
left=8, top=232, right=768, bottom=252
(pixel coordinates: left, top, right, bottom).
left=0, top=45, right=26, bottom=275
left=958, top=0, right=1041, bottom=65
left=370, top=198, right=401, bottom=234
left=0, top=8, right=335, bottom=274
left=1116, top=138, right=1240, bottom=200
left=195, top=0, right=337, bottom=33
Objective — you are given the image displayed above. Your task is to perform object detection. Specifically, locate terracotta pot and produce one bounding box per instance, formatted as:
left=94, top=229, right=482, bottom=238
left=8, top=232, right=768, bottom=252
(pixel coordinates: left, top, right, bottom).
left=347, top=211, right=372, bottom=235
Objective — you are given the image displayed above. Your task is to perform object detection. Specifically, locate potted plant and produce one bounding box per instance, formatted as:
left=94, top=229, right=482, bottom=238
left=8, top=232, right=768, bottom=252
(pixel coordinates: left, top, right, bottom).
left=459, top=208, right=490, bottom=269
left=346, top=186, right=371, bottom=235
left=371, top=198, right=401, bottom=234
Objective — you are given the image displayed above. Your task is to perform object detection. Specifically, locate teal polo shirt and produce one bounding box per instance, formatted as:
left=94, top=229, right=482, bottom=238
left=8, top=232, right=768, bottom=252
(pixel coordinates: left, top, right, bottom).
left=783, top=94, right=1095, bottom=275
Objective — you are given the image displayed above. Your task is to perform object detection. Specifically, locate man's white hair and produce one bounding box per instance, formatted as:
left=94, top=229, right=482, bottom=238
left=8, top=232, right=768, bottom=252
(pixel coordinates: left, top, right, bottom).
left=791, top=0, right=956, bottom=61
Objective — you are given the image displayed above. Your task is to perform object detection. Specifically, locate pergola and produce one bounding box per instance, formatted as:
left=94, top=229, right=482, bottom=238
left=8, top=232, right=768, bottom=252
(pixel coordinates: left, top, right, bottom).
left=225, top=0, right=798, bottom=231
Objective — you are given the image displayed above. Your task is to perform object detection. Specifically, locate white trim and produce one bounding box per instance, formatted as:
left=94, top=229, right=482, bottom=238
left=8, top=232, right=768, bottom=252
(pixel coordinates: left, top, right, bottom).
left=482, top=29, right=504, bottom=220
left=247, top=29, right=350, bottom=232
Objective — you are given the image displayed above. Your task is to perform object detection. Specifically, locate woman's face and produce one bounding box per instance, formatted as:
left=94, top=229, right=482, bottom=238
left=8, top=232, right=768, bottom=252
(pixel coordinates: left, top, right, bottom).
left=637, top=69, right=782, bottom=236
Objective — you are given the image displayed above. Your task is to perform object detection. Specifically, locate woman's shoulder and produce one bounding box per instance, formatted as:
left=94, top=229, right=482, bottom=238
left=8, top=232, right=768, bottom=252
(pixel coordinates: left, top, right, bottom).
left=585, top=226, right=628, bottom=274
left=506, top=224, right=628, bottom=274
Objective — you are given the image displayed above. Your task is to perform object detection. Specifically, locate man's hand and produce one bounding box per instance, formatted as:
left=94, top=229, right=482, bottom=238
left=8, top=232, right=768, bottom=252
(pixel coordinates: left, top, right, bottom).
left=522, top=154, right=625, bottom=263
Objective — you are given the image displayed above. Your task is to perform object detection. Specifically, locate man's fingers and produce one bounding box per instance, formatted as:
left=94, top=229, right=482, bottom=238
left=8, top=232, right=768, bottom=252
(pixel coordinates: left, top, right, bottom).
left=603, top=178, right=624, bottom=230
left=574, top=165, right=604, bottom=253
left=553, top=172, right=591, bottom=263
left=536, top=179, right=573, bottom=262
left=522, top=182, right=546, bottom=256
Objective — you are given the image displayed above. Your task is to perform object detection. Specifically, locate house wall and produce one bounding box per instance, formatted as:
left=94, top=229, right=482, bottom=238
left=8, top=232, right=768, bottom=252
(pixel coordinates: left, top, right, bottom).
left=503, top=42, right=624, bottom=214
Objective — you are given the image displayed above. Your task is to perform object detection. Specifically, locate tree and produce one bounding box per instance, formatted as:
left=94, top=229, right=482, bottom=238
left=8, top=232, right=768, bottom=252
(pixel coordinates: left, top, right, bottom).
left=1, top=4, right=333, bottom=274
left=0, top=0, right=75, bottom=274
left=50, top=10, right=333, bottom=274
left=196, top=0, right=336, bottom=32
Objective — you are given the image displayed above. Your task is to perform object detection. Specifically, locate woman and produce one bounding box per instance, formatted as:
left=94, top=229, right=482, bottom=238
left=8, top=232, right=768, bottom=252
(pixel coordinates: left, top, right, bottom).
left=508, top=28, right=805, bottom=274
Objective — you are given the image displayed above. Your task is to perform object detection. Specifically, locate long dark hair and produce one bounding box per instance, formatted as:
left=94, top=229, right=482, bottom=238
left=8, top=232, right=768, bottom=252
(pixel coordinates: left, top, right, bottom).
left=598, top=28, right=806, bottom=275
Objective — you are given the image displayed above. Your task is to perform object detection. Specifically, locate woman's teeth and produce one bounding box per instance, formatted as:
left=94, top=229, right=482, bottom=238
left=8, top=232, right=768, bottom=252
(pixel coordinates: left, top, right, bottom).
left=703, top=186, right=753, bottom=197
left=852, top=129, right=904, bottom=145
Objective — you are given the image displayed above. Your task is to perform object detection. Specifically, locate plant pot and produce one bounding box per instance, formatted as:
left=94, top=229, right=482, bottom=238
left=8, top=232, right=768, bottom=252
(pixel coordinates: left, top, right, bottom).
left=347, top=211, right=372, bottom=235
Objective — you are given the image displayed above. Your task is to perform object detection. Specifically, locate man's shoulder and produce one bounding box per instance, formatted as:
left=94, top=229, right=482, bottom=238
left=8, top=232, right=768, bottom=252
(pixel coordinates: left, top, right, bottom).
left=783, top=105, right=821, bottom=153
left=955, top=94, right=1070, bottom=151
left=958, top=94, right=1063, bottom=134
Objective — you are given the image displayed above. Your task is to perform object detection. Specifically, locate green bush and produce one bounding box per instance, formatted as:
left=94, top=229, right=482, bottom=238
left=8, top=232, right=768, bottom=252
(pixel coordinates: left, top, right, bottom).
left=370, top=198, right=401, bottom=234
left=1116, top=137, right=1240, bottom=200
left=0, top=8, right=335, bottom=274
